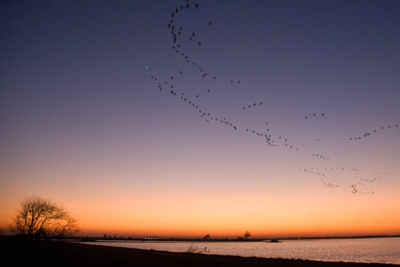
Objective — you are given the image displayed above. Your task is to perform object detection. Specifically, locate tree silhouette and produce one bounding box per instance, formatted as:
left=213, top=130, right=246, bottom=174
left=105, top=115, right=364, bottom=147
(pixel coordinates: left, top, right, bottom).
left=203, top=234, right=211, bottom=240
left=9, top=196, right=79, bottom=239
left=244, top=231, right=251, bottom=240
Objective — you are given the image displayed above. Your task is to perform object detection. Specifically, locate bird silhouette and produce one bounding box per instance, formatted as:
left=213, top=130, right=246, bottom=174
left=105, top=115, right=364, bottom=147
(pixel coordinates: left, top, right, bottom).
left=151, top=2, right=389, bottom=197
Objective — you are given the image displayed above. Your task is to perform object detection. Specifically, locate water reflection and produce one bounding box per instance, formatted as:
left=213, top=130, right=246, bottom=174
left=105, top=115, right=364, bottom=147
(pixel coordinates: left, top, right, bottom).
left=83, top=237, right=400, bottom=264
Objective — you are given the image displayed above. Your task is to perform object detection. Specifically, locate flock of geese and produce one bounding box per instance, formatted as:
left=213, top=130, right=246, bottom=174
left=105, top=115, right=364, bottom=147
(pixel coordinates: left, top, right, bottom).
left=349, top=124, right=399, bottom=141
left=149, top=0, right=396, bottom=195
left=298, top=167, right=381, bottom=194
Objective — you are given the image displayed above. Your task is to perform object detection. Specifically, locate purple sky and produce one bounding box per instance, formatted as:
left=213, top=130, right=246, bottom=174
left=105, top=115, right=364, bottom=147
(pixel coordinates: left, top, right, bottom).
left=1, top=0, right=399, bottom=237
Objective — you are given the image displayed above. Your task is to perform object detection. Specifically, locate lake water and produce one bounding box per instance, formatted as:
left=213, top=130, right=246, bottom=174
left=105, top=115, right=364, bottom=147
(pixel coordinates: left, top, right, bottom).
left=83, top=237, right=400, bottom=264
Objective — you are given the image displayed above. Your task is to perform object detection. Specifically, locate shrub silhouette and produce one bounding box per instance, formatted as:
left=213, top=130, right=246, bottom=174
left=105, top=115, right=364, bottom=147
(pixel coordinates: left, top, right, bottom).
left=9, top=196, right=79, bottom=239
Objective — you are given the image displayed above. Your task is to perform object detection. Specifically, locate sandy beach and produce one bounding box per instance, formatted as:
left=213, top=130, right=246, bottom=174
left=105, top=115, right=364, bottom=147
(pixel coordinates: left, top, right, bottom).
left=1, top=237, right=397, bottom=267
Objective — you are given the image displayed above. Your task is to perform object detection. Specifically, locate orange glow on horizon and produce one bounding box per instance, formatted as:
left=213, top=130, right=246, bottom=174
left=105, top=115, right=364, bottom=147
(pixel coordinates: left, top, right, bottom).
left=2, top=187, right=399, bottom=238
left=71, top=207, right=400, bottom=238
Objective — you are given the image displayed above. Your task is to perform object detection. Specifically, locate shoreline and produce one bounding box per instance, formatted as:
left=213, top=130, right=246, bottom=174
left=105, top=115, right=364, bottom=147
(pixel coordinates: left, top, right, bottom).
left=78, top=235, right=400, bottom=242
left=75, top=234, right=400, bottom=242
left=1, top=237, right=397, bottom=267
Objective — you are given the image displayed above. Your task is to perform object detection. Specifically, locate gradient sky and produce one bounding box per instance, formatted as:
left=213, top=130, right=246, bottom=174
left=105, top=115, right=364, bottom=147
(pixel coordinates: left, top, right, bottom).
left=1, top=0, right=400, bottom=238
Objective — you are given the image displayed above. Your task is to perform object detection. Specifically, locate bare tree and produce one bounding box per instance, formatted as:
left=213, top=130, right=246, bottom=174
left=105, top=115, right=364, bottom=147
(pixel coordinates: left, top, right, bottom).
left=9, top=196, right=79, bottom=238
left=244, top=231, right=251, bottom=240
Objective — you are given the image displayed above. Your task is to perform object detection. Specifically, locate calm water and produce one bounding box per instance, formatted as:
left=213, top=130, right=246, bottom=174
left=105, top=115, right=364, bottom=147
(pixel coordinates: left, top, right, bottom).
left=83, top=237, right=400, bottom=264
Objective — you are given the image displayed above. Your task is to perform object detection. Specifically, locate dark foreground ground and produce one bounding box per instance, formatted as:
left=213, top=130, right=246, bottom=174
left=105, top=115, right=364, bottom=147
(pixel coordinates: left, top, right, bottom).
left=0, top=237, right=397, bottom=267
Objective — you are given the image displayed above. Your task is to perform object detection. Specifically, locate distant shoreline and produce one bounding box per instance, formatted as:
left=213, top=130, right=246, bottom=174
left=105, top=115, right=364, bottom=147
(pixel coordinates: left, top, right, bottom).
left=77, top=234, right=400, bottom=242
left=1, top=237, right=397, bottom=267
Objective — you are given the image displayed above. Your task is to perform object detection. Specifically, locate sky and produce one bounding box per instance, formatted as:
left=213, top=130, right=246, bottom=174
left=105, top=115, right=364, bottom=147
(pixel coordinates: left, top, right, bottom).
left=1, top=0, right=400, bottom=238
